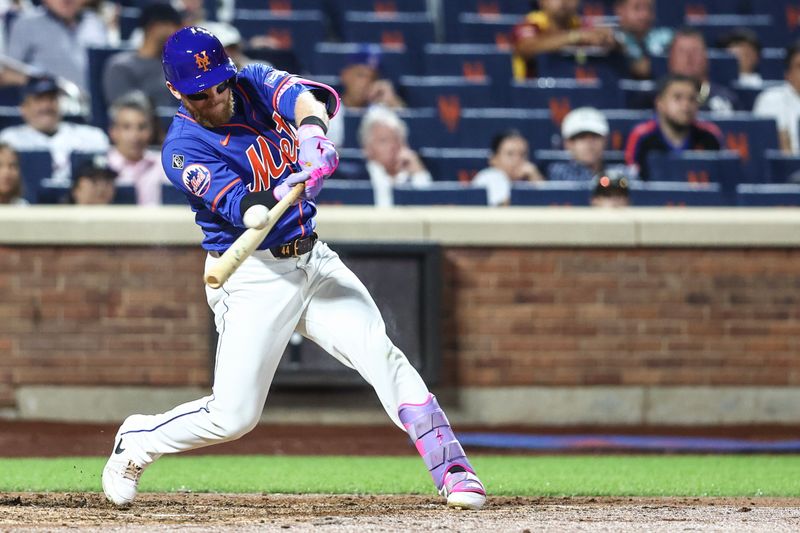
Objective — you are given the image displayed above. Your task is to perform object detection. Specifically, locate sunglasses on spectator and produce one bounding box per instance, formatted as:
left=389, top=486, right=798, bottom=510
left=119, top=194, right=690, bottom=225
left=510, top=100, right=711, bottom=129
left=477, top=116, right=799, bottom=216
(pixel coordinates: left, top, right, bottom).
left=185, top=77, right=235, bottom=101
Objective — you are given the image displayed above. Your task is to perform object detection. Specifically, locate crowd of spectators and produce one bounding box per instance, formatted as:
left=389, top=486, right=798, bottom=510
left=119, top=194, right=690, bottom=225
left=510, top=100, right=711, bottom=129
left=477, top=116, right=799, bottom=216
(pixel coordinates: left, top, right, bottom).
left=0, top=0, right=798, bottom=208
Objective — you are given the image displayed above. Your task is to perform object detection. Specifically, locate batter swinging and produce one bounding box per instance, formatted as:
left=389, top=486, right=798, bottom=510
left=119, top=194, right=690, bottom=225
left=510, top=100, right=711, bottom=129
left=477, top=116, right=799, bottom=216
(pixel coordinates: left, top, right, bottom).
left=101, top=27, right=486, bottom=510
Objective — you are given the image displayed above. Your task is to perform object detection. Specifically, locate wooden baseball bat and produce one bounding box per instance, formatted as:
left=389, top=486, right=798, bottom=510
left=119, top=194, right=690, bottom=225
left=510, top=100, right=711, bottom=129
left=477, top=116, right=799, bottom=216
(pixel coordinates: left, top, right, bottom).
left=204, top=183, right=304, bottom=289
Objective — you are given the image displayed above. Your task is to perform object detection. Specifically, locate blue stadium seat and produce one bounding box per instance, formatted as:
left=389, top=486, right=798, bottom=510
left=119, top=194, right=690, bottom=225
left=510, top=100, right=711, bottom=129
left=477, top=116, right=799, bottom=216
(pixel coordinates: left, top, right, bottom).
left=758, top=48, right=787, bottom=81
left=0, top=106, right=23, bottom=130
left=118, top=6, right=140, bottom=42
left=88, top=46, right=128, bottom=130
left=399, top=76, right=494, bottom=108
left=712, top=115, right=779, bottom=182
left=329, top=0, right=427, bottom=12
left=536, top=52, right=626, bottom=87
left=334, top=147, right=369, bottom=180
left=618, top=79, right=656, bottom=110
left=736, top=183, right=800, bottom=206
left=605, top=110, right=651, bottom=152
left=161, top=183, right=187, bottom=205
left=113, top=185, right=137, bottom=205
left=509, top=181, right=593, bottom=206
left=629, top=181, right=725, bottom=206
left=454, top=12, right=518, bottom=47
left=688, top=15, right=779, bottom=48
left=645, top=150, right=742, bottom=203
left=765, top=150, right=800, bottom=183
left=341, top=12, right=435, bottom=56
left=236, top=0, right=326, bottom=9
left=70, top=151, right=105, bottom=181
left=419, top=147, right=489, bottom=182
left=459, top=108, right=557, bottom=150
left=311, top=42, right=418, bottom=81
left=316, top=179, right=375, bottom=205
left=731, top=80, right=780, bottom=112
left=534, top=150, right=626, bottom=177
left=0, top=86, right=20, bottom=106
left=423, top=44, right=513, bottom=89
left=510, top=79, right=622, bottom=114
left=440, top=0, right=529, bottom=42
left=17, top=150, right=52, bottom=204
left=234, top=10, right=327, bottom=71
left=393, top=183, right=488, bottom=205
left=649, top=50, right=739, bottom=86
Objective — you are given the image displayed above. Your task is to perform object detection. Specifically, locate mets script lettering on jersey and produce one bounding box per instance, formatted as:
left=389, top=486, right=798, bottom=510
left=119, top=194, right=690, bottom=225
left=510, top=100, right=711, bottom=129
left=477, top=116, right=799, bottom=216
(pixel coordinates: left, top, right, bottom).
left=194, top=51, right=210, bottom=71
left=245, top=111, right=298, bottom=193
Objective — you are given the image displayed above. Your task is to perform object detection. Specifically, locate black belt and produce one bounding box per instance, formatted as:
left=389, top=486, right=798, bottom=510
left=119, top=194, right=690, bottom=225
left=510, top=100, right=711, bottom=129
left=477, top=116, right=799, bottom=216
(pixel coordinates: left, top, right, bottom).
left=209, top=232, right=317, bottom=259
left=270, top=232, right=318, bottom=258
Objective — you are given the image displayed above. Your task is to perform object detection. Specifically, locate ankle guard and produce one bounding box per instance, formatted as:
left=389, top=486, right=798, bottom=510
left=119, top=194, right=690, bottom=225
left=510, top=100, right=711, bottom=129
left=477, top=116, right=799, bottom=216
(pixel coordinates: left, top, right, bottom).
left=398, top=394, right=474, bottom=490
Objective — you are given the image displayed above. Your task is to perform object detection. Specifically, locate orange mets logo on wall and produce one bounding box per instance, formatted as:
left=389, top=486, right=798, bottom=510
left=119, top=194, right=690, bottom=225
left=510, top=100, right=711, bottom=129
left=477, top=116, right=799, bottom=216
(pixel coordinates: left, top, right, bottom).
left=194, top=51, right=211, bottom=71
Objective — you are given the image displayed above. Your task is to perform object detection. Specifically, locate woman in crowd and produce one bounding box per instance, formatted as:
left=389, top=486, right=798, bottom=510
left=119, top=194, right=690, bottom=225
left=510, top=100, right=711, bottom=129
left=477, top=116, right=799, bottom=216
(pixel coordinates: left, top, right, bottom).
left=0, top=142, right=27, bottom=205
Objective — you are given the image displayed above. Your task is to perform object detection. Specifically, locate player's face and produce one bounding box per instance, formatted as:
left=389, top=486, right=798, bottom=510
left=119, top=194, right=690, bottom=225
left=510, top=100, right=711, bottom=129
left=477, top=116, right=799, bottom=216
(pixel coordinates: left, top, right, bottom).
left=616, top=0, right=654, bottom=35
left=110, top=108, right=152, bottom=161
left=0, top=147, right=20, bottom=200
left=657, top=81, right=699, bottom=128
left=565, top=132, right=606, bottom=169
left=669, top=36, right=708, bottom=80
left=363, top=123, right=404, bottom=175
left=172, top=78, right=235, bottom=129
left=785, top=53, right=800, bottom=93
left=21, top=92, right=61, bottom=135
left=72, top=177, right=115, bottom=205
left=490, top=136, right=529, bottom=180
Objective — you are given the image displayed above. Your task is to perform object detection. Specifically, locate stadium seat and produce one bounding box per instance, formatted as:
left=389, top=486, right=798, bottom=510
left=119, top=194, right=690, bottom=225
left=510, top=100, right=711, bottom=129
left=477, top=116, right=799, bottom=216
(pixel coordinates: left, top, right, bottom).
left=118, top=6, right=140, bottom=42
left=341, top=108, right=442, bottom=150
left=234, top=10, right=327, bottom=71
left=329, top=0, right=427, bottom=12
left=316, top=179, right=375, bottom=205
left=534, top=150, right=626, bottom=177
left=0, top=86, right=20, bottom=106
left=765, top=150, right=800, bottom=183
left=453, top=12, right=519, bottom=48
left=88, top=46, right=128, bottom=130
left=605, top=110, right=651, bottom=152
left=70, top=151, right=106, bottom=181
left=311, top=43, right=418, bottom=82
left=536, top=52, right=627, bottom=87
left=618, top=79, right=656, bottom=110
left=510, top=181, right=593, bottom=206
left=629, top=181, right=725, bottom=206
left=712, top=115, right=779, bottom=182
left=113, top=185, right=137, bottom=205
left=650, top=50, right=739, bottom=86
left=440, top=0, right=529, bottom=43
left=645, top=150, right=742, bottom=203
left=423, top=44, right=513, bottom=89
left=459, top=108, right=557, bottom=151
left=341, top=12, right=435, bottom=56
left=399, top=76, right=494, bottom=108
left=758, top=48, right=787, bottom=81
left=510, top=79, right=622, bottom=116
left=161, top=183, right=187, bottom=205
left=419, top=147, right=489, bottom=182
left=392, top=183, right=488, bottom=205
left=731, top=80, right=780, bottom=112
left=17, top=150, right=53, bottom=204
left=688, top=15, right=779, bottom=48
left=236, top=0, right=326, bottom=10
left=0, top=106, right=23, bottom=131
left=736, top=183, right=800, bottom=206
left=335, top=147, right=369, bottom=180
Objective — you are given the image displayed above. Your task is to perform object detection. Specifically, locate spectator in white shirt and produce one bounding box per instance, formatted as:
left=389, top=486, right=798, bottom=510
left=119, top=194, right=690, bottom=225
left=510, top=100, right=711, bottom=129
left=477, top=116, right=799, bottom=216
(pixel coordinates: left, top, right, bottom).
left=359, top=105, right=431, bottom=207
left=472, top=130, right=544, bottom=206
left=107, top=92, right=169, bottom=206
left=0, top=76, right=109, bottom=186
left=0, top=142, right=27, bottom=205
left=753, top=41, right=800, bottom=154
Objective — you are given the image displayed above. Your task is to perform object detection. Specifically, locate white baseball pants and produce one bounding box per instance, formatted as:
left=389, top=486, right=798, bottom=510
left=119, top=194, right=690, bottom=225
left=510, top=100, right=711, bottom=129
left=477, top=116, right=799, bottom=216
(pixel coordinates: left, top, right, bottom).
left=119, top=241, right=431, bottom=465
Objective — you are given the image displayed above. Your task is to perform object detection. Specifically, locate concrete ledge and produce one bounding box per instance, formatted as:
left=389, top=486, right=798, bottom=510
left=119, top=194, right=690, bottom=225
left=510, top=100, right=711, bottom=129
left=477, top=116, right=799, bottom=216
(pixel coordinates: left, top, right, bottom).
left=3, top=207, right=800, bottom=247
left=10, top=386, right=800, bottom=425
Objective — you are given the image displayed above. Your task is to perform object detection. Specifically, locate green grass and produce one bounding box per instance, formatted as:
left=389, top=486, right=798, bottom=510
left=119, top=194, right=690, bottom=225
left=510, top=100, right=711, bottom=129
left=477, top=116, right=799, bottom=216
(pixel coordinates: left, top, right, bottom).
left=1, top=455, right=799, bottom=497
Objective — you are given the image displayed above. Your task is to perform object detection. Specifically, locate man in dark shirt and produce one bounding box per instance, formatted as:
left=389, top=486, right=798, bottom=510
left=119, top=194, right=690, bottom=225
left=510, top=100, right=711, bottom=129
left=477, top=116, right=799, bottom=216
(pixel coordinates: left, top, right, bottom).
left=625, top=74, right=722, bottom=180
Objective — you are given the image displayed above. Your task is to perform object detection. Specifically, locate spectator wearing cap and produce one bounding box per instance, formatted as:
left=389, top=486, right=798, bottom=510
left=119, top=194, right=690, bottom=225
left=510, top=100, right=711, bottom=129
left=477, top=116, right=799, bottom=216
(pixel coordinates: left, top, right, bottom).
left=473, top=130, right=544, bottom=206
left=6, top=0, right=109, bottom=94
left=107, top=92, right=168, bottom=206
left=591, top=170, right=630, bottom=208
left=102, top=2, right=183, bottom=110
left=359, top=105, right=431, bottom=207
left=668, top=27, right=739, bottom=114
left=202, top=21, right=256, bottom=70
left=0, top=76, right=109, bottom=187
left=754, top=42, right=800, bottom=154
left=549, top=107, right=630, bottom=182
left=65, top=157, right=117, bottom=205
left=719, top=28, right=762, bottom=89
left=0, top=142, right=27, bottom=206
left=511, top=0, right=616, bottom=80
left=328, top=45, right=405, bottom=148
left=613, top=0, right=674, bottom=80
left=625, top=74, right=722, bottom=180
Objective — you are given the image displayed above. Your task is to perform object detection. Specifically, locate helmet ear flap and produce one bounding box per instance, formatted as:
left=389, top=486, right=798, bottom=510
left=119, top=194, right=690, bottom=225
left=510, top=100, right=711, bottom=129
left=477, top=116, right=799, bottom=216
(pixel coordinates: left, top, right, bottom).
left=162, top=26, right=238, bottom=95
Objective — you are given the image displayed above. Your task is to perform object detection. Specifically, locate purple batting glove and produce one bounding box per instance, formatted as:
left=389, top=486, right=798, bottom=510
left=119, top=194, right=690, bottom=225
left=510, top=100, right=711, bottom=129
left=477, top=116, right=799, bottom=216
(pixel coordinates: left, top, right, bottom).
left=273, top=170, right=310, bottom=204
left=296, top=123, right=339, bottom=200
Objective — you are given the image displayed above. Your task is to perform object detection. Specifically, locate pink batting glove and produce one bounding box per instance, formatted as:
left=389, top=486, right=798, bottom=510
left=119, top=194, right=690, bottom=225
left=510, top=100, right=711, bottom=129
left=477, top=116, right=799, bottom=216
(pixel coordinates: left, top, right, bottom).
left=296, top=123, right=339, bottom=200
left=273, top=170, right=310, bottom=204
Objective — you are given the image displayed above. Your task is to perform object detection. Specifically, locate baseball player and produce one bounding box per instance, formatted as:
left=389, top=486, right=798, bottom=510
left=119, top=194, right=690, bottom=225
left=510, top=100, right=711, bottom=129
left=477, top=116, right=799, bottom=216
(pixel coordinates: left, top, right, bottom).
left=101, top=27, right=486, bottom=510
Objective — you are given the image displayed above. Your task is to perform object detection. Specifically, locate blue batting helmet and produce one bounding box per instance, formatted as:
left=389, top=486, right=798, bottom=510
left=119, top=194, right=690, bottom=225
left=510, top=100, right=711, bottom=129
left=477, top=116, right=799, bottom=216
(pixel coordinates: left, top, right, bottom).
left=162, top=26, right=237, bottom=94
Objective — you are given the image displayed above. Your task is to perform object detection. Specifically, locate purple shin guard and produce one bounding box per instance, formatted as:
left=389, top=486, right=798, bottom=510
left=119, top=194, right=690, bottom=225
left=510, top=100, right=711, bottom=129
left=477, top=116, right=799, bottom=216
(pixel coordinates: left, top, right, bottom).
left=398, top=394, right=474, bottom=491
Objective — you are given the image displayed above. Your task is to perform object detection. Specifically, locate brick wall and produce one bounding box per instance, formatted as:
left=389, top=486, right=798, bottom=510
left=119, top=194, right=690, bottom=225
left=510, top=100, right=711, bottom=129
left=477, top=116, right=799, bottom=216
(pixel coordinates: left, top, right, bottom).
left=2, top=245, right=800, bottom=408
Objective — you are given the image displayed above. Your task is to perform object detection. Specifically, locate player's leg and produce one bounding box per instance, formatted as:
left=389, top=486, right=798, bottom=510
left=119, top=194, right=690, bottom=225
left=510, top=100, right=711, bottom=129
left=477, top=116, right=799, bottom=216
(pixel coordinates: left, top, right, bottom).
left=297, top=242, right=486, bottom=509
left=103, top=252, right=305, bottom=506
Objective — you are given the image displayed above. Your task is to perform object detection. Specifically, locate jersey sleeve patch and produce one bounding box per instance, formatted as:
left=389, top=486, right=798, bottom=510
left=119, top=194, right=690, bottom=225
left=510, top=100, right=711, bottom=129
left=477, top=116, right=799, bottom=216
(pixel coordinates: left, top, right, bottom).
left=182, top=163, right=213, bottom=197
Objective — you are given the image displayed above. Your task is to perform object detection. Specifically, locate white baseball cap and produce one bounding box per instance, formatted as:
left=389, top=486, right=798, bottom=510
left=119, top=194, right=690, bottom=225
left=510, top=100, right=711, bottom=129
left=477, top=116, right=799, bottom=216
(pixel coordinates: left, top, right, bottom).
left=561, top=107, right=609, bottom=139
left=202, top=22, right=242, bottom=48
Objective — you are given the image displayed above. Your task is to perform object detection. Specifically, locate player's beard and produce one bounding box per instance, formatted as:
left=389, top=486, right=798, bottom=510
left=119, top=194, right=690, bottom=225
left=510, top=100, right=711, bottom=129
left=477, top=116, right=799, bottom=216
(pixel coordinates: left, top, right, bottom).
left=183, top=91, right=235, bottom=129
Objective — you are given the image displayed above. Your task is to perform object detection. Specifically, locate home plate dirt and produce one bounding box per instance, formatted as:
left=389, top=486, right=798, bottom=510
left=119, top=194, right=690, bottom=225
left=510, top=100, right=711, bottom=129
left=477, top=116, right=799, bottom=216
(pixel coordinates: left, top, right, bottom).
left=1, top=493, right=800, bottom=532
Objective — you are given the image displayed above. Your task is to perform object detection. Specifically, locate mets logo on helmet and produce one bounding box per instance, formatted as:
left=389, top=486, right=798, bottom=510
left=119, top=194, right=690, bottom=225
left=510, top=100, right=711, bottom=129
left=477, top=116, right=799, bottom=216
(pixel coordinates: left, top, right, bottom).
left=194, top=51, right=211, bottom=72
left=182, top=164, right=212, bottom=197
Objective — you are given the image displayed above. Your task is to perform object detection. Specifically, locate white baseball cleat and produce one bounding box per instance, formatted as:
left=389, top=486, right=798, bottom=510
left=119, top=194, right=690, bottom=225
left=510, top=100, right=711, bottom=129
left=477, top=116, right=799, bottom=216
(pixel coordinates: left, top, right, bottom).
left=440, top=470, right=487, bottom=510
left=102, top=435, right=147, bottom=507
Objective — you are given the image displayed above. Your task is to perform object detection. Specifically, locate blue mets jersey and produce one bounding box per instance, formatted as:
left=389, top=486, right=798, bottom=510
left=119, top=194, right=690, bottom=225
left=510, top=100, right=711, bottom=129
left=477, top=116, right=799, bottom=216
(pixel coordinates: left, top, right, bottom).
left=161, top=64, right=338, bottom=252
